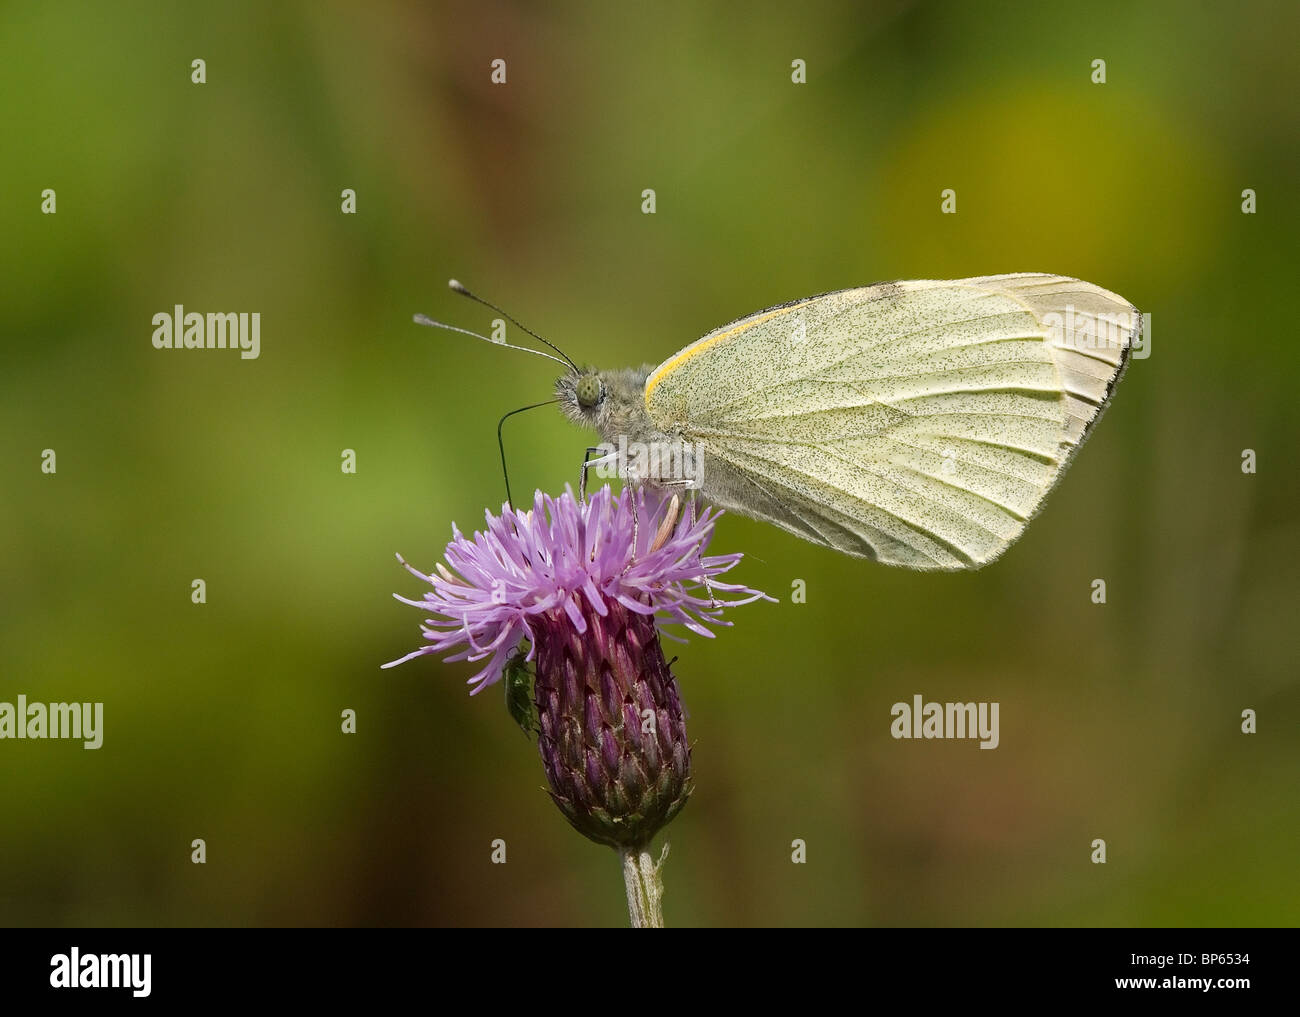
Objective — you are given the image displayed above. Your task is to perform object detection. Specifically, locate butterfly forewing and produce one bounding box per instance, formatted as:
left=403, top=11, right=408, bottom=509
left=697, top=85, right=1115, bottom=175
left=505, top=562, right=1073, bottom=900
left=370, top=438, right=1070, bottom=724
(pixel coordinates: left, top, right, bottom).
left=644, top=274, right=1136, bottom=570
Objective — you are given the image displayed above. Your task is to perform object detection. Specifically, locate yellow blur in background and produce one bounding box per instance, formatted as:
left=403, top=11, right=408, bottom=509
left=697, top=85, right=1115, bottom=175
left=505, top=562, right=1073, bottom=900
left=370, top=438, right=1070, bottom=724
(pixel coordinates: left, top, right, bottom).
left=0, top=0, right=1296, bottom=926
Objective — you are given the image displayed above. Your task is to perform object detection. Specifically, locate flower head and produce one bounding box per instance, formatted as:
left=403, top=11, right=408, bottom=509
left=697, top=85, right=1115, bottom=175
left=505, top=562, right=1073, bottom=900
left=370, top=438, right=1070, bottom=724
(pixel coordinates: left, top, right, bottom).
left=385, top=485, right=769, bottom=851
left=384, top=485, right=767, bottom=693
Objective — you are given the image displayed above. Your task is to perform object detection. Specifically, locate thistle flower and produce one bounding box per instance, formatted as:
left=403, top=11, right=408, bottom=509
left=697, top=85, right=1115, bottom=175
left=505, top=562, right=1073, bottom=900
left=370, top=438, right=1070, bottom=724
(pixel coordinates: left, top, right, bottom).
left=384, top=485, right=768, bottom=925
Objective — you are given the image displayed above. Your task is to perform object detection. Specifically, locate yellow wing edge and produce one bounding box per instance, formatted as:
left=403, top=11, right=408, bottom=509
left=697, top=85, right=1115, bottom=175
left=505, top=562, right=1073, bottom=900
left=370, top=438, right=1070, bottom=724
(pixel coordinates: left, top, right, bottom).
left=643, top=298, right=818, bottom=405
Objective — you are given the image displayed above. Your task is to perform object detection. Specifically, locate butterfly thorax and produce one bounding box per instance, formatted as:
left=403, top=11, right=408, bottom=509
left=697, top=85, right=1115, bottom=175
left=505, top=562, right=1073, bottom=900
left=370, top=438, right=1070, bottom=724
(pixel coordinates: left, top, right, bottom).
left=557, top=364, right=701, bottom=490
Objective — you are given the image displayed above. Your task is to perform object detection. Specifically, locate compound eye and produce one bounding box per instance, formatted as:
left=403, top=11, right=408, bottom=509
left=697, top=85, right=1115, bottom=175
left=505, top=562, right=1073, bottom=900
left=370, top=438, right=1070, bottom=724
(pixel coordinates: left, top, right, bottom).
left=576, top=375, right=602, bottom=408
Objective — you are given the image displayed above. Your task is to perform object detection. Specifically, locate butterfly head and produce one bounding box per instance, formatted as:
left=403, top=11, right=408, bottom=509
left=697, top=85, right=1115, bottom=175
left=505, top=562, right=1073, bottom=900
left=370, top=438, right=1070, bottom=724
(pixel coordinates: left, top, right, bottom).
left=558, top=365, right=657, bottom=447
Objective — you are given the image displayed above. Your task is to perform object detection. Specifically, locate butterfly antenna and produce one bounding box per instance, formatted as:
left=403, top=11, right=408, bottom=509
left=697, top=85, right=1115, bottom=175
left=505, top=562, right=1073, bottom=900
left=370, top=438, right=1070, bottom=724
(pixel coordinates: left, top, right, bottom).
left=497, top=399, right=560, bottom=509
left=411, top=315, right=572, bottom=370
left=449, top=279, right=579, bottom=373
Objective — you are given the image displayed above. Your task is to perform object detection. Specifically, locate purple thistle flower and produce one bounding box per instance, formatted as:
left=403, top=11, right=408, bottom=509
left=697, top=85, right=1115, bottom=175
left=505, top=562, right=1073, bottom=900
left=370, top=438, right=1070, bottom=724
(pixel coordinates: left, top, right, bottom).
left=385, top=485, right=769, bottom=851
left=383, top=485, right=768, bottom=693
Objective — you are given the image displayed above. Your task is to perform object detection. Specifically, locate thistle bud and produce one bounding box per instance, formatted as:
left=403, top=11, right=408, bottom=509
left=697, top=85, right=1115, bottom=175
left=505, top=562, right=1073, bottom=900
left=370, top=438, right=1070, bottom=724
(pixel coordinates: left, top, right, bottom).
left=533, top=592, right=691, bottom=849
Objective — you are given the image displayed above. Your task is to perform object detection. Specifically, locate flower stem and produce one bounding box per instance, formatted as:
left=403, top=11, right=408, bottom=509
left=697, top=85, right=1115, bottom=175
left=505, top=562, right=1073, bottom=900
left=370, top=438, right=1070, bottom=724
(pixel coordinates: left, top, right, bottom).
left=620, top=843, right=668, bottom=928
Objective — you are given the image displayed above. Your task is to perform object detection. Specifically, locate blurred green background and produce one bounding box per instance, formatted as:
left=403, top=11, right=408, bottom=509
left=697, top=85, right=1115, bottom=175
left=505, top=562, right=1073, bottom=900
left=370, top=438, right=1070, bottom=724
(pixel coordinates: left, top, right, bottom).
left=1, top=0, right=1296, bottom=927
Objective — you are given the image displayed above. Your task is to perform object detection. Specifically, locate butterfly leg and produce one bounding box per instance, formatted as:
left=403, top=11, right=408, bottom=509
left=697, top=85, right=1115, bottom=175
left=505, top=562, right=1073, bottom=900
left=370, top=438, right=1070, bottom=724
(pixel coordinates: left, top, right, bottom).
left=682, top=486, right=720, bottom=609
left=629, top=487, right=639, bottom=553
left=579, top=446, right=617, bottom=501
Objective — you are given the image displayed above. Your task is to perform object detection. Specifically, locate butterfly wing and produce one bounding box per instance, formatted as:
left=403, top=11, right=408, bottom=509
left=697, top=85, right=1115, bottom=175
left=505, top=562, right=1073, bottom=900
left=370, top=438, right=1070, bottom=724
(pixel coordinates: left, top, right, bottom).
left=644, top=274, right=1138, bottom=569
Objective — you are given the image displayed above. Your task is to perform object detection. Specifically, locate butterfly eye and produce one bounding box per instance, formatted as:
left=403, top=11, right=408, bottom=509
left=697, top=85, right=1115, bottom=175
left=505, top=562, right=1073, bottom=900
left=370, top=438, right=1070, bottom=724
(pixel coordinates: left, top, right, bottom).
left=576, top=375, right=603, bottom=409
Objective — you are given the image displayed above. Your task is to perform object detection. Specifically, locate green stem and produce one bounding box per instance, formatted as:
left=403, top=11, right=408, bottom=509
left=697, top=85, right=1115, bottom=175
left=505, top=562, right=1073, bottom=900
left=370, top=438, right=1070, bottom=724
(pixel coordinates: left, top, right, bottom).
left=620, top=843, right=668, bottom=928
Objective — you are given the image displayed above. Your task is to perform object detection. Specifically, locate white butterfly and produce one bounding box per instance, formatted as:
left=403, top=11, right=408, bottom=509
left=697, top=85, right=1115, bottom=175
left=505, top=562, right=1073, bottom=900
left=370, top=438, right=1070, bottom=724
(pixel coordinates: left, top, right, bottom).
left=423, top=273, right=1140, bottom=570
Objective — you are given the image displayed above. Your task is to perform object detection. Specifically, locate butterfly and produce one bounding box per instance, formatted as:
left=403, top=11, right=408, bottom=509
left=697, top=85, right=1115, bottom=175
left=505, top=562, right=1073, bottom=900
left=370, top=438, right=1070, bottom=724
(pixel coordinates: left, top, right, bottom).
left=419, top=273, right=1139, bottom=571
